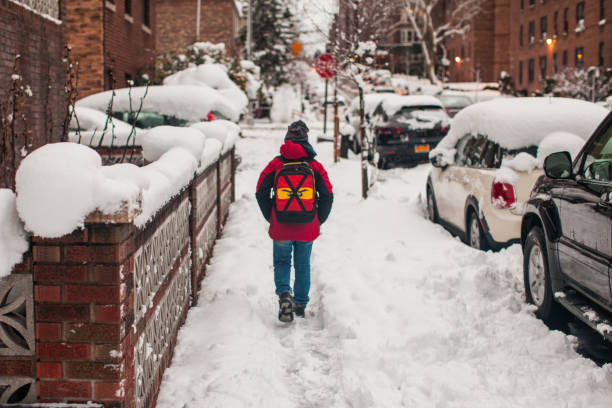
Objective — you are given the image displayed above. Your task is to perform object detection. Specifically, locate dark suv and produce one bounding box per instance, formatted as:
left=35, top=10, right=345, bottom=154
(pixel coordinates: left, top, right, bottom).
left=521, top=112, right=612, bottom=341
left=369, top=95, right=450, bottom=169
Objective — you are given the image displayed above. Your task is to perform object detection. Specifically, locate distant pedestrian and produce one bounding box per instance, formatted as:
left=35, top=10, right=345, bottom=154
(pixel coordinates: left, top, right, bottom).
left=255, top=120, right=333, bottom=322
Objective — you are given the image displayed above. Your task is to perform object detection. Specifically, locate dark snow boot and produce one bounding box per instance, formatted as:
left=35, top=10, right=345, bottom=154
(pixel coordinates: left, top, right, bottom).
left=294, top=304, right=306, bottom=318
left=278, top=292, right=294, bottom=323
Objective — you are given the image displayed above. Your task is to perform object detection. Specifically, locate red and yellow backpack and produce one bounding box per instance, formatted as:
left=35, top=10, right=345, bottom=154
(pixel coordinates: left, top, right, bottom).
left=273, top=161, right=317, bottom=224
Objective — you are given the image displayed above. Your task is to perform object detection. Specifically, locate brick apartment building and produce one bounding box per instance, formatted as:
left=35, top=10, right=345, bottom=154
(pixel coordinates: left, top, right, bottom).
left=156, top=0, right=246, bottom=57
left=510, top=0, right=612, bottom=94
left=445, top=0, right=510, bottom=83
left=0, top=0, right=66, bottom=190
left=63, top=0, right=157, bottom=98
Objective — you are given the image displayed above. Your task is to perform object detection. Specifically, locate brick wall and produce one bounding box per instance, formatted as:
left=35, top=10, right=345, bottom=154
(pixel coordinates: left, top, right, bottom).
left=510, top=0, right=612, bottom=94
left=62, top=0, right=104, bottom=98
left=63, top=0, right=157, bottom=98
left=29, top=149, right=235, bottom=407
left=0, top=0, right=66, bottom=189
left=156, top=0, right=241, bottom=56
left=104, top=0, right=156, bottom=90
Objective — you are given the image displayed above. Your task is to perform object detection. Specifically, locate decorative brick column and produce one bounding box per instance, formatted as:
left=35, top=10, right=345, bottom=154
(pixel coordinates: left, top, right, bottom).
left=33, top=223, right=136, bottom=406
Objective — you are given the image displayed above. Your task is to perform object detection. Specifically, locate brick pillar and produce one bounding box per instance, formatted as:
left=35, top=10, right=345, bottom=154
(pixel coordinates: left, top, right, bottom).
left=33, top=223, right=136, bottom=407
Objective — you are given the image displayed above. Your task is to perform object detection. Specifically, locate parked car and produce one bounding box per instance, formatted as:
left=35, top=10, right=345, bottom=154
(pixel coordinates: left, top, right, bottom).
left=427, top=97, right=608, bottom=251
left=369, top=95, right=450, bottom=168
left=521, top=111, right=612, bottom=341
left=436, top=92, right=473, bottom=117
left=76, top=85, right=241, bottom=127
left=341, top=93, right=387, bottom=154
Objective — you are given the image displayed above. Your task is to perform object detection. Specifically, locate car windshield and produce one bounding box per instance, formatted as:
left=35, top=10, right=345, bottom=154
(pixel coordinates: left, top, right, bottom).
left=438, top=95, right=472, bottom=108
left=391, top=106, right=447, bottom=123
left=582, top=120, right=612, bottom=181
left=112, top=111, right=188, bottom=128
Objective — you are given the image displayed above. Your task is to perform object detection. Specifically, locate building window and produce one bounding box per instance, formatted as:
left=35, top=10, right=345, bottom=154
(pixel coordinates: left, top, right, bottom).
left=529, top=0, right=535, bottom=6
left=461, top=45, right=465, bottom=59
left=539, top=56, right=547, bottom=79
left=554, top=11, right=558, bottom=36
left=553, top=53, right=558, bottom=73
left=599, top=42, right=604, bottom=66
left=601, top=0, right=606, bottom=20
left=400, top=30, right=408, bottom=44
left=528, top=59, right=535, bottom=83
left=575, top=47, right=584, bottom=68
left=540, top=16, right=547, bottom=40
left=519, top=24, right=523, bottom=46
left=576, top=2, right=585, bottom=31
left=563, top=8, right=568, bottom=34
left=521, top=0, right=524, bottom=10
left=519, top=60, right=523, bottom=84
left=125, top=0, right=131, bottom=15
left=142, top=0, right=150, bottom=27
left=529, top=20, right=535, bottom=43
left=562, top=50, right=568, bottom=67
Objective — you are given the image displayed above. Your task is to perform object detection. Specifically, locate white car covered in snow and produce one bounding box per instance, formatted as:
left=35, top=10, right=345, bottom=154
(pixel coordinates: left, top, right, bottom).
left=77, top=84, right=241, bottom=127
left=426, top=97, right=609, bottom=250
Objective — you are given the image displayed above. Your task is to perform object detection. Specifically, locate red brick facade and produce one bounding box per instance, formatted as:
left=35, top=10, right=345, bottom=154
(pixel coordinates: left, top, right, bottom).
left=0, top=0, right=66, bottom=189
left=156, top=0, right=244, bottom=56
left=63, top=0, right=156, bottom=98
left=510, top=0, right=612, bottom=93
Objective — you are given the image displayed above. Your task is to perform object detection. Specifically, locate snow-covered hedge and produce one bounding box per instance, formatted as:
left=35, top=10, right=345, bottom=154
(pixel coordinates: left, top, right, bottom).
left=16, top=125, right=236, bottom=238
left=0, top=189, right=29, bottom=278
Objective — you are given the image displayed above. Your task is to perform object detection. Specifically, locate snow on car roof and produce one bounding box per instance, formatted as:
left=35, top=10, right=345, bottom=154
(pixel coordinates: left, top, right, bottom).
left=381, top=95, right=443, bottom=115
left=434, top=97, right=609, bottom=152
left=77, top=85, right=240, bottom=123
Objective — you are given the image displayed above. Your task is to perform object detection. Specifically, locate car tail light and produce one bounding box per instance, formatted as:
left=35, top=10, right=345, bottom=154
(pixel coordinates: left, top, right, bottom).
left=396, top=127, right=401, bottom=134
left=491, top=182, right=516, bottom=209
left=207, top=112, right=216, bottom=121
left=440, top=125, right=449, bottom=134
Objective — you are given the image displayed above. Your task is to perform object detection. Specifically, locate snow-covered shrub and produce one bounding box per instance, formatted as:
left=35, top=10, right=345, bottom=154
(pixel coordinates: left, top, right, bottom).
left=546, top=67, right=612, bottom=102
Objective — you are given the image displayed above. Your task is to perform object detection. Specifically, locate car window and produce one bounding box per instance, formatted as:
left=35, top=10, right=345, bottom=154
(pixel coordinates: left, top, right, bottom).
left=456, top=134, right=500, bottom=168
left=439, top=95, right=472, bottom=108
left=392, top=106, right=447, bottom=123
left=455, top=134, right=474, bottom=166
left=582, top=120, right=612, bottom=182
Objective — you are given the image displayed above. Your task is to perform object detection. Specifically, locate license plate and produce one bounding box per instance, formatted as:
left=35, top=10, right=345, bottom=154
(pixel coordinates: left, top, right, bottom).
left=415, top=144, right=430, bottom=153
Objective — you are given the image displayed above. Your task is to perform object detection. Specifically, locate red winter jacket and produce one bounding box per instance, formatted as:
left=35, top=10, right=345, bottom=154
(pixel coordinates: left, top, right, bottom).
left=255, top=140, right=334, bottom=242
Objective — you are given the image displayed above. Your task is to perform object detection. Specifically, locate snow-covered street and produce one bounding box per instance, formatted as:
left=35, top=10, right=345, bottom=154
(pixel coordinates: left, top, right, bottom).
left=156, top=124, right=612, bottom=408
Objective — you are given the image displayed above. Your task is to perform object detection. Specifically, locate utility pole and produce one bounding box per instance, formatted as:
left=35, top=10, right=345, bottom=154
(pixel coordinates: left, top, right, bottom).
left=247, top=0, right=253, bottom=60
left=196, top=0, right=201, bottom=41
left=333, top=75, right=339, bottom=163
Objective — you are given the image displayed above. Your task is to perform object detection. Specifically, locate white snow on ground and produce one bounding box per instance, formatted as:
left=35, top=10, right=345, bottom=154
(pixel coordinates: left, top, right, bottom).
left=0, top=189, right=29, bottom=278
left=157, top=124, right=612, bottom=408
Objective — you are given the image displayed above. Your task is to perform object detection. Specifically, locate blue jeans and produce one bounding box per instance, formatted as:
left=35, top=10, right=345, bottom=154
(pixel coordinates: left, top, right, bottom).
left=273, top=240, right=313, bottom=305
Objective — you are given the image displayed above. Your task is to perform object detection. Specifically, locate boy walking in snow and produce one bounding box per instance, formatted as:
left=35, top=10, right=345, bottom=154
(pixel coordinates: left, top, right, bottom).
left=255, top=120, right=333, bottom=322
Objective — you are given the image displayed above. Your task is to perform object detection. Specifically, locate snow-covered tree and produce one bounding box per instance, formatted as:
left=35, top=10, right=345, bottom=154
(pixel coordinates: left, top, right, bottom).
left=402, top=0, right=487, bottom=84
left=548, top=67, right=612, bottom=102
left=252, top=0, right=297, bottom=87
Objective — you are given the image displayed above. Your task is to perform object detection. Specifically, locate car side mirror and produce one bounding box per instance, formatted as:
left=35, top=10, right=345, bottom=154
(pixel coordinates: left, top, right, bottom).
left=430, top=153, right=447, bottom=169
left=544, top=151, right=573, bottom=179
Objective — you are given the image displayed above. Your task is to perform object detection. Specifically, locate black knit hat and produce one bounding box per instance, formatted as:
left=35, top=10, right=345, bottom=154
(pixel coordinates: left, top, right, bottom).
left=284, top=120, right=309, bottom=142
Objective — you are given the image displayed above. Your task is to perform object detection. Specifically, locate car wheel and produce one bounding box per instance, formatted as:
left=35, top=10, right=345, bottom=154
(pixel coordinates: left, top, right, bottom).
left=467, top=210, right=488, bottom=251
left=523, top=226, right=566, bottom=325
left=426, top=186, right=438, bottom=223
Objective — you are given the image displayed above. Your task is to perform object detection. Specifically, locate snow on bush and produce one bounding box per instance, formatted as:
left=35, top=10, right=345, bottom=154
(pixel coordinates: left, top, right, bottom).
left=270, top=85, right=301, bottom=123
left=190, top=120, right=240, bottom=154
left=431, top=97, right=608, bottom=163
left=15, top=142, right=202, bottom=237
left=163, top=64, right=248, bottom=114
left=0, top=189, right=29, bottom=278
left=77, top=85, right=240, bottom=124
left=537, top=131, right=586, bottom=166
left=142, top=126, right=206, bottom=163
left=69, top=106, right=141, bottom=147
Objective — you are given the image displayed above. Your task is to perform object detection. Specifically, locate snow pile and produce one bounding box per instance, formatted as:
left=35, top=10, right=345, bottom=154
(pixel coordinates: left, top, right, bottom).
left=69, top=106, right=142, bottom=147
left=77, top=85, right=240, bottom=124
left=270, top=85, right=301, bottom=123
left=15, top=142, right=200, bottom=237
left=502, top=152, right=538, bottom=173
left=142, top=126, right=205, bottom=162
left=0, top=189, right=29, bottom=278
left=190, top=120, right=240, bottom=154
left=432, top=98, right=608, bottom=160
left=537, top=131, right=586, bottom=166
left=163, top=64, right=248, bottom=114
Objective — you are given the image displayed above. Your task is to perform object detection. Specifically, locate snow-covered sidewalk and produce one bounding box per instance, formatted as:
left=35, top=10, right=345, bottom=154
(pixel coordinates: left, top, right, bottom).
left=156, top=126, right=612, bottom=408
